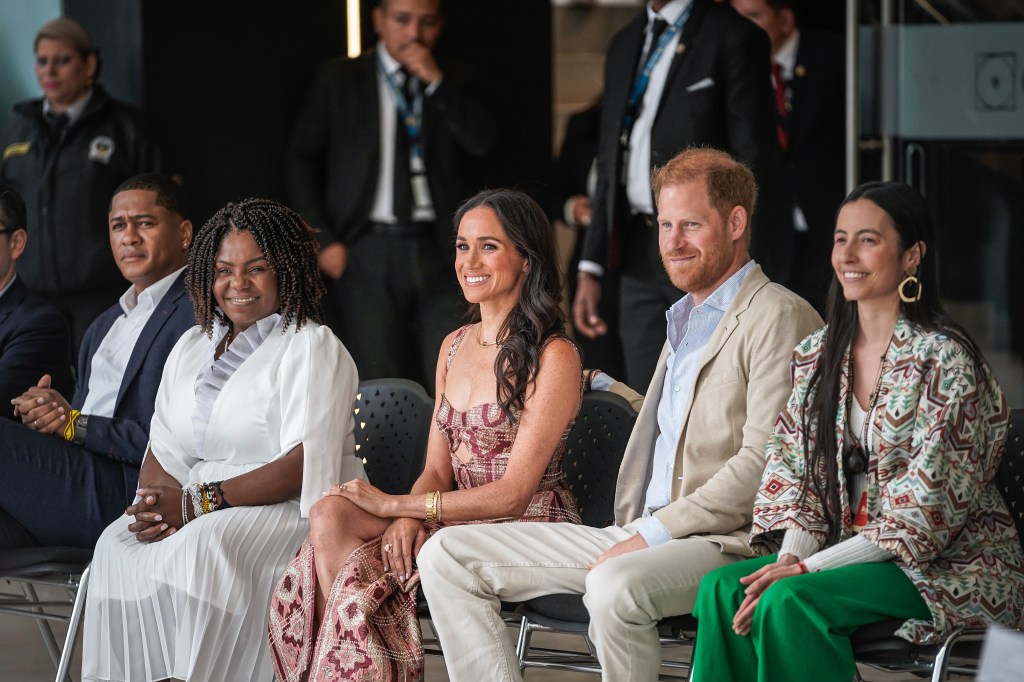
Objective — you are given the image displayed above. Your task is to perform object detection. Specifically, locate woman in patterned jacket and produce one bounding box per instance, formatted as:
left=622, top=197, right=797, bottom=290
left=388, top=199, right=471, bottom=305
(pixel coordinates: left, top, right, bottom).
left=689, top=181, right=1024, bottom=682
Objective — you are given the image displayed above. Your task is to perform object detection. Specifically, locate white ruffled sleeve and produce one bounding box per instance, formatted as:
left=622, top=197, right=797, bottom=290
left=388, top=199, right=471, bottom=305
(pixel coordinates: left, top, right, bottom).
left=277, top=324, right=364, bottom=516
left=149, top=327, right=203, bottom=484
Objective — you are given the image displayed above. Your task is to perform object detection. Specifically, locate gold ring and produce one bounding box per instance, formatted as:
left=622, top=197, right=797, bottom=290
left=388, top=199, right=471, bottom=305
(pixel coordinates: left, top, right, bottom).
left=383, top=543, right=394, bottom=554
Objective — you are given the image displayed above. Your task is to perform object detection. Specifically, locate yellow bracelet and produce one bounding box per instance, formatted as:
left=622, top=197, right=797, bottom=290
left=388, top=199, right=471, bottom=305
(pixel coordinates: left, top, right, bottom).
left=62, top=410, right=81, bottom=442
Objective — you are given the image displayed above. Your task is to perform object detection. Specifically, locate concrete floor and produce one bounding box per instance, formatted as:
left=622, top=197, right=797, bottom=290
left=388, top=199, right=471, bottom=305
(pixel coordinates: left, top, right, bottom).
left=1, top=582, right=972, bottom=682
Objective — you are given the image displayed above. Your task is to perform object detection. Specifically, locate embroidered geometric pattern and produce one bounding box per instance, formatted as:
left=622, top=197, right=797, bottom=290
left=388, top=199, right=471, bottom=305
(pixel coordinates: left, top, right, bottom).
left=751, top=319, right=1024, bottom=644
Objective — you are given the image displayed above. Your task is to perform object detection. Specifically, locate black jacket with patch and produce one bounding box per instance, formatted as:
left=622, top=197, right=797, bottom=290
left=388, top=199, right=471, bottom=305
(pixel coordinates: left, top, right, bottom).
left=1, top=85, right=161, bottom=296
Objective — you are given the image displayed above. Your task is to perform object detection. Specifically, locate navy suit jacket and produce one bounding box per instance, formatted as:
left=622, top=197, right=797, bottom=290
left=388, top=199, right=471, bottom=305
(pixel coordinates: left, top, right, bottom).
left=72, top=272, right=195, bottom=500
left=0, top=276, right=73, bottom=416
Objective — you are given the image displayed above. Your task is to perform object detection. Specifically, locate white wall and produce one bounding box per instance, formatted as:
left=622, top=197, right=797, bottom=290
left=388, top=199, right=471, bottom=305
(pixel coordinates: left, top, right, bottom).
left=0, top=0, right=63, bottom=126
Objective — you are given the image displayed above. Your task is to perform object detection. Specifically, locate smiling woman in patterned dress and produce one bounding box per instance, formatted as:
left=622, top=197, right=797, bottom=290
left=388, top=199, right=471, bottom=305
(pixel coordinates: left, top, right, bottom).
left=689, top=181, right=1024, bottom=682
left=268, top=188, right=583, bottom=681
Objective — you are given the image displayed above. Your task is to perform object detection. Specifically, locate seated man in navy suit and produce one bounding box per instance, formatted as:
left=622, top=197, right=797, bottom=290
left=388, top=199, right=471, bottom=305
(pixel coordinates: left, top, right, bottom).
left=0, top=181, right=73, bottom=418
left=0, top=174, right=194, bottom=549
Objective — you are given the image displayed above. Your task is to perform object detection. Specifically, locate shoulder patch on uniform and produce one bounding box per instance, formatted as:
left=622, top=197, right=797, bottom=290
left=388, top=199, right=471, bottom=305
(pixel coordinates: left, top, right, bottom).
left=88, top=136, right=115, bottom=163
left=3, top=142, right=31, bottom=160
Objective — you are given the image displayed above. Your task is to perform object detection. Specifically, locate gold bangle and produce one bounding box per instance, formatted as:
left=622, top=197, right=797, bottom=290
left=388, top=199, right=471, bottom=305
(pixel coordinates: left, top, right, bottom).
left=62, top=409, right=81, bottom=442
left=425, top=490, right=440, bottom=523
left=436, top=491, right=443, bottom=523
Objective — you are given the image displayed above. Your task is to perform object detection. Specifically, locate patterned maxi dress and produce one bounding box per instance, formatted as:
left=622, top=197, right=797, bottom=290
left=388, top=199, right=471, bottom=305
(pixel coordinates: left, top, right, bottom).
left=751, top=319, right=1024, bottom=644
left=268, top=326, right=582, bottom=680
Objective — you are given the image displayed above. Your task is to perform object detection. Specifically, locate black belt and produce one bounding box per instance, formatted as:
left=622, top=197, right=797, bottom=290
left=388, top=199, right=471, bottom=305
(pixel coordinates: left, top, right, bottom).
left=367, top=221, right=433, bottom=237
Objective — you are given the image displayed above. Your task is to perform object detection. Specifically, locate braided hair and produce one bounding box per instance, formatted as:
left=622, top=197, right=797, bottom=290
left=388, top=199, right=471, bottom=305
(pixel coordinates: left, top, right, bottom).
left=186, top=198, right=325, bottom=336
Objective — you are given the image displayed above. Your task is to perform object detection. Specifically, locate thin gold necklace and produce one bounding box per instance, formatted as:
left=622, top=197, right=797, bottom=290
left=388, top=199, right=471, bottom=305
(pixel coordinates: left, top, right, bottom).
left=475, top=323, right=502, bottom=348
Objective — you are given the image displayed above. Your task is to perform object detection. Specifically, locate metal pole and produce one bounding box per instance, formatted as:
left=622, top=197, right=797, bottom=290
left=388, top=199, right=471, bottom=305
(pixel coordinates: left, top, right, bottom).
left=845, top=0, right=860, bottom=192
left=881, top=0, right=894, bottom=181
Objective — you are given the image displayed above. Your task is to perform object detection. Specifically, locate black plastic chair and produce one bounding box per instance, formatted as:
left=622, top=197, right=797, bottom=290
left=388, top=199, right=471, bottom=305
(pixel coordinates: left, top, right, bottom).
left=353, top=378, right=433, bottom=495
left=0, top=546, right=92, bottom=682
left=512, top=390, right=702, bottom=677
left=852, top=407, right=1024, bottom=682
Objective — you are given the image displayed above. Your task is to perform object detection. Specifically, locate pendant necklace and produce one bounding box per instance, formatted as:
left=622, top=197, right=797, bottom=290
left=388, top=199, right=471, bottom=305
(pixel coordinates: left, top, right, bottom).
left=843, top=338, right=892, bottom=477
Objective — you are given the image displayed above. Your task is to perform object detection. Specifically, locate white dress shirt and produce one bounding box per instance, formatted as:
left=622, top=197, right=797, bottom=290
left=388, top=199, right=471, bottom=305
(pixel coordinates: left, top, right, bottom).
left=80, top=267, right=184, bottom=417
left=368, top=45, right=438, bottom=224
left=625, top=0, right=692, bottom=214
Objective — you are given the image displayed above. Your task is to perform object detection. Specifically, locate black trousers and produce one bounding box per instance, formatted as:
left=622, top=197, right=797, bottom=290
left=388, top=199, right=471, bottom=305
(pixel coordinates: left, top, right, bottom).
left=617, top=211, right=683, bottom=391
left=324, top=230, right=463, bottom=391
left=0, top=418, right=130, bottom=548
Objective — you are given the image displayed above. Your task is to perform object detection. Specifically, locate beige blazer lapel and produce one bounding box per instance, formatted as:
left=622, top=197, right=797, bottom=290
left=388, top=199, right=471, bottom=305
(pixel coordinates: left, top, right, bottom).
left=614, top=343, right=670, bottom=523
left=669, top=266, right=770, bottom=496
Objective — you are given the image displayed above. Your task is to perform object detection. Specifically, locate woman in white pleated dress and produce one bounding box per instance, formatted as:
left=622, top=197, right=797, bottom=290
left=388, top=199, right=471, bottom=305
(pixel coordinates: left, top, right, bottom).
left=82, top=198, right=365, bottom=682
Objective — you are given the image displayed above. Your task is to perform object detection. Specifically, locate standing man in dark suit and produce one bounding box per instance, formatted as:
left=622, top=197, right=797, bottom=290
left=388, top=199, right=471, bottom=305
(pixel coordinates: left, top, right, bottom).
left=732, top=0, right=846, bottom=313
left=572, top=0, right=782, bottom=390
left=0, top=181, right=73, bottom=416
left=0, top=174, right=194, bottom=549
left=286, top=0, right=496, bottom=387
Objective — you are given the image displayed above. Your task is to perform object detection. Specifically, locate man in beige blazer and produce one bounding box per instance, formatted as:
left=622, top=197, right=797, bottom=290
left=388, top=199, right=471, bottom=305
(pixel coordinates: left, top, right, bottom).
left=418, top=148, right=822, bottom=682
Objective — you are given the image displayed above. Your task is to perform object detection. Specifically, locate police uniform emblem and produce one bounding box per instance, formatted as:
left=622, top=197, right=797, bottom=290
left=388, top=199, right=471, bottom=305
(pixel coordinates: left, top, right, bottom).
left=88, top=136, right=116, bottom=163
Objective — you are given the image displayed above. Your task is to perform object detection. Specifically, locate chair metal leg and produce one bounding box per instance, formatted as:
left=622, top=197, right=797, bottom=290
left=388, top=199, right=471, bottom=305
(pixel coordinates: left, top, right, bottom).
left=515, top=615, right=530, bottom=667
left=20, top=581, right=62, bottom=671
left=55, top=564, right=91, bottom=682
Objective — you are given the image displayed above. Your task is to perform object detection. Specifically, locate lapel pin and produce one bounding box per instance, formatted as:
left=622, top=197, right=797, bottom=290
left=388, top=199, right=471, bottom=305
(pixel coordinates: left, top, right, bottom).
left=795, top=64, right=806, bottom=78
left=676, top=42, right=686, bottom=55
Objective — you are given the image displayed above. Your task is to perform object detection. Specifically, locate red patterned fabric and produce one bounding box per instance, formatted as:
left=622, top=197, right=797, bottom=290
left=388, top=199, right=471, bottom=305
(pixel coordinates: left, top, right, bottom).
left=269, top=538, right=423, bottom=682
left=268, top=325, right=581, bottom=680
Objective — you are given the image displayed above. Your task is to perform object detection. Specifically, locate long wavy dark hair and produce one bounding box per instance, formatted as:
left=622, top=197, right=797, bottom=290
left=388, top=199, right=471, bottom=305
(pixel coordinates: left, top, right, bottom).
left=801, top=181, right=989, bottom=544
left=453, top=189, right=566, bottom=422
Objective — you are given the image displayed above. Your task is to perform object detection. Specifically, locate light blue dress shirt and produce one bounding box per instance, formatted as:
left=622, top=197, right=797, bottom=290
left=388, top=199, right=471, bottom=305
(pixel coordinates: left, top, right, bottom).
left=627, top=260, right=756, bottom=546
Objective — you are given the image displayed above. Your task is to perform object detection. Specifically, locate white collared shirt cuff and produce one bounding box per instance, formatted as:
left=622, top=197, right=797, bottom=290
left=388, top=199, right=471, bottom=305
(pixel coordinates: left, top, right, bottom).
left=563, top=197, right=579, bottom=227
left=589, top=371, right=616, bottom=392
left=425, top=77, right=443, bottom=96
left=629, top=516, right=672, bottom=547
left=578, top=260, right=604, bottom=278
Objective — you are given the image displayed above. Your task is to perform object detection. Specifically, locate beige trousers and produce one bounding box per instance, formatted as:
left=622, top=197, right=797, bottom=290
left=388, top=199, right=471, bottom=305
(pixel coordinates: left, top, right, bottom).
left=417, top=521, right=742, bottom=682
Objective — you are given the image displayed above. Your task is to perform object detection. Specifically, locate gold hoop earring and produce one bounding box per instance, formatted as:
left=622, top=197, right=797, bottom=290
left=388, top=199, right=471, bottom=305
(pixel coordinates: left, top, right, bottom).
left=898, top=265, right=922, bottom=304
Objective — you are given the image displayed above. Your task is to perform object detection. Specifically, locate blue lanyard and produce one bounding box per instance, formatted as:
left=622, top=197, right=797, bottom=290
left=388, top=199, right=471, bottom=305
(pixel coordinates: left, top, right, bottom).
left=378, top=54, right=424, bottom=161
left=620, top=4, right=692, bottom=147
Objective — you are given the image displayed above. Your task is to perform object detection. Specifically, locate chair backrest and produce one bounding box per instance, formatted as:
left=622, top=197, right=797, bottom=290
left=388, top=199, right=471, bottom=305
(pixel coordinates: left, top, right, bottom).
left=353, top=379, right=433, bottom=495
left=995, top=408, right=1024, bottom=545
left=561, top=391, right=639, bottom=528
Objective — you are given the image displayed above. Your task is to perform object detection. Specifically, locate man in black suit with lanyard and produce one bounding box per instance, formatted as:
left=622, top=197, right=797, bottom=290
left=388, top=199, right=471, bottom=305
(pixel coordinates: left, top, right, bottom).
left=286, top=0, right=496, bottom=388
left=573, top=0, right=781, bottom=390
left=732, top=0, right=846, bottom=313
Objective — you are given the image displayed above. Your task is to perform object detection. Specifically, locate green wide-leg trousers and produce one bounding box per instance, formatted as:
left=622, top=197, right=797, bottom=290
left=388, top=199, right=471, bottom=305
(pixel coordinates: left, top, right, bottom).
left=690, top=554, right=932, bottom=682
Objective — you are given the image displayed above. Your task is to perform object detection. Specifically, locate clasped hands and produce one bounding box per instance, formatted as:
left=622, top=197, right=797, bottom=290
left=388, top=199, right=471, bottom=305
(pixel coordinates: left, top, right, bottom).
left=126, top=486, right=186, bottom=544
left=325, top=480, right=425, bottom=581
left=731, top=553, right=803, bottom=636
left=11, top=374, right=71, bottom=434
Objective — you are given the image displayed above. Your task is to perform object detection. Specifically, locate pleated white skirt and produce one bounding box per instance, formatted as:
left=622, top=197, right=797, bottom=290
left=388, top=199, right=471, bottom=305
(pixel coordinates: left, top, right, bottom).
left=82, top=501, right=308, bottom=682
